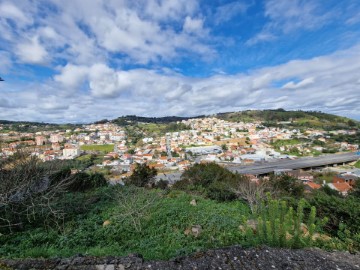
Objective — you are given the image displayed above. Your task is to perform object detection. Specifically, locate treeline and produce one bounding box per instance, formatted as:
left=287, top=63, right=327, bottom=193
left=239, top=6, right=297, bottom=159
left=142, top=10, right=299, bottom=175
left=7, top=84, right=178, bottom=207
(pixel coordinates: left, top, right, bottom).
left=112, top=115, right=204, bottom=126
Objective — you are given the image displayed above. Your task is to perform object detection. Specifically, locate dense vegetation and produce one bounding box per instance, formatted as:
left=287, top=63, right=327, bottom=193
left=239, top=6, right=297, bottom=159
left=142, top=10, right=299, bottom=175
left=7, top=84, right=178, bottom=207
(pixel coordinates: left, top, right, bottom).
left=111, top=115, right=203, bottom=126
left=0, top=120, right=81, bottom=133
left=1, top=155, right=360, bottom=260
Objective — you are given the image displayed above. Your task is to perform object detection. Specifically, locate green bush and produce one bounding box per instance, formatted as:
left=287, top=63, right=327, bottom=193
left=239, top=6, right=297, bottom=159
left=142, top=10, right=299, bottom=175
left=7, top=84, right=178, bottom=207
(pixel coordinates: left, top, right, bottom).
left=127, top=163, right=157, bottom=187
left=242, top=196, right=327, bottom=248
left=176, top=163, right=245, bottom=201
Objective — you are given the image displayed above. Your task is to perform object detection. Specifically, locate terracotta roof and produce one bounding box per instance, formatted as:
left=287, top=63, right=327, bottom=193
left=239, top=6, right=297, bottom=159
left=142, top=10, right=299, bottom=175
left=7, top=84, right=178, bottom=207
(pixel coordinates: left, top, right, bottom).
left=305, top=182, right=321, bottom=190
left=332, top=182, right=352, bottom=193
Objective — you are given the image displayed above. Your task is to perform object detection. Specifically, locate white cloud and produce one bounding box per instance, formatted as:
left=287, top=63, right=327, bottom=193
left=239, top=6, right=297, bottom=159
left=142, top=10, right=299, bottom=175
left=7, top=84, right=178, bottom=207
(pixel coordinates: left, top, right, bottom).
left=0, top=2, right=31, bottom=26
left=0, top=51, right=12, bottom=73
left=142, top=0, right=199, bottom=22
left=214, top=1, right=250, bottom=25
left=16, top=37, right=48, bottom=64
left=248, top=0, right=335, bottom=44
left=183, top=16, right=204, bottom=34
left=54, top=64, right=89, bottom=89
left=282, top=77, right=315, bottom=89
left=89, top=64, right=130, bottom=98
left=1, top=1, right=360, bottom=122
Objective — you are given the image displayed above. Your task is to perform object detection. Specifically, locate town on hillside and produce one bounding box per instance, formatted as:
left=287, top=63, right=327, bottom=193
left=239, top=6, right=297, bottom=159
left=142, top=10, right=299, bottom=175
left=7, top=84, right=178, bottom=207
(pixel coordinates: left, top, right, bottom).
left=1, top=117, right=359, bottom=194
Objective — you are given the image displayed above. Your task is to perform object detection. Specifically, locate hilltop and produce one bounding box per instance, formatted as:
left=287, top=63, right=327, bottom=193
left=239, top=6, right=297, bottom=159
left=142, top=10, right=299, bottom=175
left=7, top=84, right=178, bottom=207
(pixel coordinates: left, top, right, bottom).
left=215, top=109, right=359, bottom=130
left=1, top=110, right=358, bottom=131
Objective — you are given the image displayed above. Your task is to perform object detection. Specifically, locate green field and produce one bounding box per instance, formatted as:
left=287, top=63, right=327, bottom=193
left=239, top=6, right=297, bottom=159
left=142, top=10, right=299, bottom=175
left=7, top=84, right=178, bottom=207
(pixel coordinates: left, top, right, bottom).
left=80, top=144, right=114, bottom=153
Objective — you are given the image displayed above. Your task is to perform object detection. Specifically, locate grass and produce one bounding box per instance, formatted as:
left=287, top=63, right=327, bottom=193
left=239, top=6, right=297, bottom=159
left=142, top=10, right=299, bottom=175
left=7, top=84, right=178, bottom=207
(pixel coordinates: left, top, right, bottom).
left=355, top=160, right=360, bottom=169
left=80, top=144, right=114, bottom=153
left=0, top=187, right=250, bottom=260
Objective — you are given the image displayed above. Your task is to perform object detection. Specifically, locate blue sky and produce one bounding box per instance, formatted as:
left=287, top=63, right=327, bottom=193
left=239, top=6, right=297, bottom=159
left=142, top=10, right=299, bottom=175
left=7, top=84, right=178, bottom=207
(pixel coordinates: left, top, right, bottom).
left=0, top=0, right=360, bottom=123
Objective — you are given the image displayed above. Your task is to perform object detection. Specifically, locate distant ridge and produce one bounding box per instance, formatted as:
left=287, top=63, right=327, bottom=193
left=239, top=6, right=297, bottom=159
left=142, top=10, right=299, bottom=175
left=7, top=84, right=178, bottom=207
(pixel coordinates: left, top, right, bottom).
left=1, top=109, right=359, bottom=128
left=214, top=109, right=359, bottom=130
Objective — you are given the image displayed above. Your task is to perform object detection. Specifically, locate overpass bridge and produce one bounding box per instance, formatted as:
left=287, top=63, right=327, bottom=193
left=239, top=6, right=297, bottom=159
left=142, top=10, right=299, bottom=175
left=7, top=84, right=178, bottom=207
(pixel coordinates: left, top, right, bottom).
left=228, top=152, right=359, bottom=175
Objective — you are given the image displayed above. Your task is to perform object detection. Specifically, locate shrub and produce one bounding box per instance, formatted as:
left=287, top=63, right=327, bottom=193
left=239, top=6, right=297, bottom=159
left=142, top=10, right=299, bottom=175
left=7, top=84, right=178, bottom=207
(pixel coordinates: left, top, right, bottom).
left=67, top=172, right=107, bottom=192
left=0, top=153, right=75, bottom=233
left=155, top=179, right=169, bottom=190
left=127, top=163, right=157, bottom=187
left=241, top=196, right=327, bottom=248
left=268, top=174, right=305, bottom=198
left=176, top=163, right=242, bottom=201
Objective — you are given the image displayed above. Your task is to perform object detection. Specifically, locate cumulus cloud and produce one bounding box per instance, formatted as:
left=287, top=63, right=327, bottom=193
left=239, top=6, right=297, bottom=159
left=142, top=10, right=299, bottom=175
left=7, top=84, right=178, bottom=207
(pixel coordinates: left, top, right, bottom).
left=183, top=16, right=204, bottom=34
left=16, top=37, right=48, bottom=64
left=2, top=43, right=360, bottom=122
left=54, top=64, right=89, bottom=89
left=1, top=1, right=360, bottom=123
left=0, top=2, right=31, bottom=26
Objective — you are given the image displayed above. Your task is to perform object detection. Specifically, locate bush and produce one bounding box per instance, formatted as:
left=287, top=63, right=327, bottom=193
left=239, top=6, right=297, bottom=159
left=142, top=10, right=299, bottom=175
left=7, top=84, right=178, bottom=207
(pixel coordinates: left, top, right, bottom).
left=242, top=196, right=327, bottom=248
left=127, top=163, right=157, bottom=187
left=269, top=174, right=305, bottom=198
left=155, top=179, right=169, bottom=190
left=67, top=172, right=107, bottom=192
left=0, top=153, right=73, bottom=233
left=207, top=181, right=237, bottom=202
left=176, top=163, right=242, bottom=201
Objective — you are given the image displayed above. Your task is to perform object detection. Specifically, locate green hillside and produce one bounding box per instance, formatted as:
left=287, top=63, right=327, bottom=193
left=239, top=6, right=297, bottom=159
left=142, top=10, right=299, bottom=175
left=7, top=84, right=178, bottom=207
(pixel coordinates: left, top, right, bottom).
left=215, top=109, right=359, bottom=130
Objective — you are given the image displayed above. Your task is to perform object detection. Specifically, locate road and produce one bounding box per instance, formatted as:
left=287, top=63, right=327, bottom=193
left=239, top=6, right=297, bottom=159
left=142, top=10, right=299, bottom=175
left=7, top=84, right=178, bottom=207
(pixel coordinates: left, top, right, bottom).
left=228, top=152, right=359, bottom=175
left=156, top=152, right=359, bottom=181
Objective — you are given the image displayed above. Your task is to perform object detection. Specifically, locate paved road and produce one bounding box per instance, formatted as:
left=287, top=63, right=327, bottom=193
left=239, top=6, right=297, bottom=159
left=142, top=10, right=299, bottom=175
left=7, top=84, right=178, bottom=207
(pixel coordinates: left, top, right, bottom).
left=156, top=153, right=359, bottom=181
left=228, top=152, right=359, bottom=175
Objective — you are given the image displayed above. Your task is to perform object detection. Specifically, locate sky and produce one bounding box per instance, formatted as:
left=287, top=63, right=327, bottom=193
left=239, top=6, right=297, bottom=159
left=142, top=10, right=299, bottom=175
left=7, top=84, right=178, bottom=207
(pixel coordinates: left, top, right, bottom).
left=0, top=0, right=360, bottom=123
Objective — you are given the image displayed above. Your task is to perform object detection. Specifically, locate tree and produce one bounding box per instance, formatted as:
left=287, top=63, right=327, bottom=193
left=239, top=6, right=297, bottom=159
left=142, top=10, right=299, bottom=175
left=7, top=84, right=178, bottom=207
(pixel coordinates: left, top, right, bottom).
left=0, top=152, right=79, bottom=233
left=127, top=163, right=157, bottom=187
left=232, top=178, right=268, bottom=213
left=269, top=174, right=304, bottom=198
left=221, top=144, right=228, bottom=151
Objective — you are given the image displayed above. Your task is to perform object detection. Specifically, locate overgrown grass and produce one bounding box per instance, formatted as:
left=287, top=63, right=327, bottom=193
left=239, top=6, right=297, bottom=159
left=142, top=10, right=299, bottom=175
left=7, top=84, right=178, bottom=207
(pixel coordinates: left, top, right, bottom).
left=355, top=160, right=360, bottom=169
left=0, top=187, right=250, bottom=260
left=80, top=144, right=114, bottom=153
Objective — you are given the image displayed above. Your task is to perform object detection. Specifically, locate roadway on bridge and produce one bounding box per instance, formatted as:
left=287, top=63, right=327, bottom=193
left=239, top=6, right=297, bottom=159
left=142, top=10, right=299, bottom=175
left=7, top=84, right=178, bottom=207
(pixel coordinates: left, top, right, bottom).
left=228, top=152, right=359, bottom=175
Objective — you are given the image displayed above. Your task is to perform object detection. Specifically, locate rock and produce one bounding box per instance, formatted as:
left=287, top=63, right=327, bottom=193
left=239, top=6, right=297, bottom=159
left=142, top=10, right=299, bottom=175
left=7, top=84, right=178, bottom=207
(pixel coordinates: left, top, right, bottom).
left=191, top=225, right=202, bottom=237
left=190, top=199, right=197, bottom=206
left=184, top=225, right=202, bottom=237
left=105, top=265, right=115, bottom=270
left=103, top=220, right=111, bottom=227
left=1, top=246, right=360, bottom=269
left=184, top=228, right=191, bottom=236
left=117, top=264, right=125, bottom=270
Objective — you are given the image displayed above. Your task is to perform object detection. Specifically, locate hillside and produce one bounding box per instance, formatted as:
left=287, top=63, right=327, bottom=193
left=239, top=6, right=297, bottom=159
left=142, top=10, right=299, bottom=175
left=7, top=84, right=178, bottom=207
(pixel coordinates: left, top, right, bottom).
left=110, top=115, right=204, bottom=126
left=0, top=120, right=81, bottom=133
left=215, top=109, right=359, bottom=130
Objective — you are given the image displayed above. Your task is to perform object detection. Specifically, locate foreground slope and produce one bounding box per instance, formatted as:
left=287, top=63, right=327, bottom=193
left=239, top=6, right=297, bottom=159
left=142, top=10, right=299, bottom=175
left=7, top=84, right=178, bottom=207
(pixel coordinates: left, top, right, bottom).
left=1, top=246, right=359, bottom=270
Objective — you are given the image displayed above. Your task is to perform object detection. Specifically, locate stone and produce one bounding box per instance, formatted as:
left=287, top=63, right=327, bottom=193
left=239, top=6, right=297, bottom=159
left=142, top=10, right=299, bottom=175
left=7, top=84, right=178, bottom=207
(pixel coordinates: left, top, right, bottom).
left=117, top=264, right=125, bottom=270
left=105, top=265, right=115, bottom=270
left=191, top=225, right=202, bottom=238
left=103, top=220, right=111, bottom=227
left=190, top=199, right=197, bottom=206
